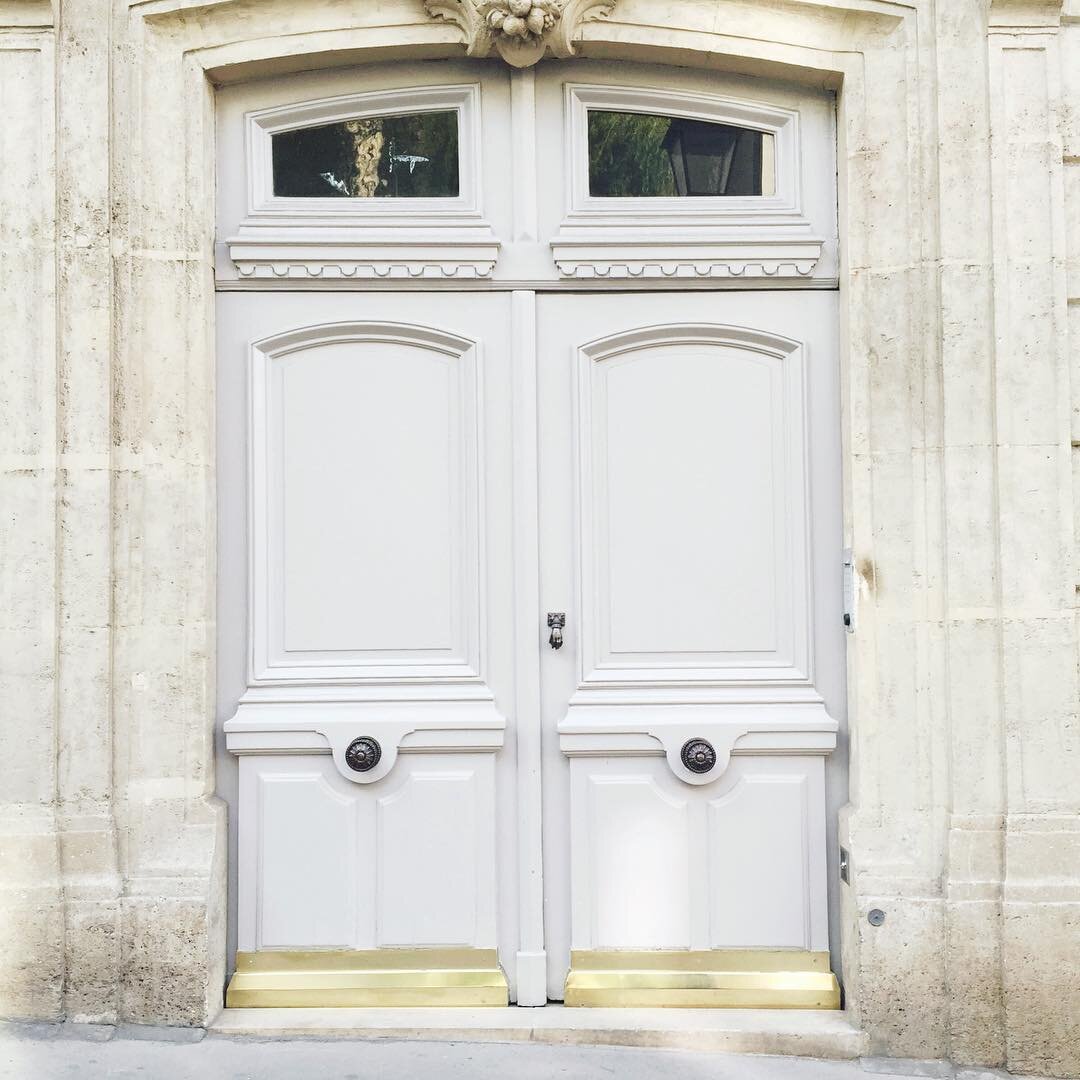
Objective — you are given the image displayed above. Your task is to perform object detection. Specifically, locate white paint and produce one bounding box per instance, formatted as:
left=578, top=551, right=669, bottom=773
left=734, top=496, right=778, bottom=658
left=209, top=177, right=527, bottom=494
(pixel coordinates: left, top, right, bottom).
left=565, top=755, right=828, bottom=951
left=584, top=772, right=691, bottom=949
left=510, top=290, right=547, bottom=1005
left=538, top=289, right=841, bottom=991
left=220, top=290, right=519, bottom=978
left=573, top=322, right=810, bottom=683
left=237, top=754, right=498, bottom=951
left=550, top=82, right=833, bottom=280
left=377, top=768, right=487, bottom=946
left=249, top=321, right=482, bottom=682
left=217, top=66, right=511, bottom=283
left=706, top=761, right=823, bottom=950
left=216, top=60, right=837, bottom=288
left=217, top=66, right=842, bottom=1006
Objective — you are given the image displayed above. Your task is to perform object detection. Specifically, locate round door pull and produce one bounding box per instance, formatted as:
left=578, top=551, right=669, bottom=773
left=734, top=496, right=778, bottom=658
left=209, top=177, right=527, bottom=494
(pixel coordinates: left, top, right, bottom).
left=681, top=738, right=717, bottom=774
left=345, top=736, right=382, bottom=773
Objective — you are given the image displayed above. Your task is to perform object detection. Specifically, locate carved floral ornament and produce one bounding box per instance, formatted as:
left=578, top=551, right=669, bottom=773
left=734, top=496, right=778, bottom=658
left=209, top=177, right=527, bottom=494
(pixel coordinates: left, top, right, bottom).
left=424, top=0, right=617, bottom=67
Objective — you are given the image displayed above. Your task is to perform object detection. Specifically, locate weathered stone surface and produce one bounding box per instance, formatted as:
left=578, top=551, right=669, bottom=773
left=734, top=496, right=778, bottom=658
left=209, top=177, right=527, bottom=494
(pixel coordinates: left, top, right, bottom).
left=0, top=1, right=1077, bottom=1076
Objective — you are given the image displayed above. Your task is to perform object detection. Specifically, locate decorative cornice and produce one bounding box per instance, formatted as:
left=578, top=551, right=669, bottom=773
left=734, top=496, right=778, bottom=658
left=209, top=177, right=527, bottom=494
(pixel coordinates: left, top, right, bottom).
left=424, top=0, right=615, bottom=67
left=234, top=260, right=496, bottom=280
left=554, top=259, right=819, bottom=280
left=227, top=230, right=500, bottom=282
left=558, top=702, right=838, bottom=786
left=550, top=236, right=825, bottom=281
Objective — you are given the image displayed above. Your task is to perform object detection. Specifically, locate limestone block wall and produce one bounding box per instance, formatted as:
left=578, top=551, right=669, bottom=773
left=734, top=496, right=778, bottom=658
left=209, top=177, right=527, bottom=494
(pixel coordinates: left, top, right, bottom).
left=0, top=0, right=1077, bottom=1075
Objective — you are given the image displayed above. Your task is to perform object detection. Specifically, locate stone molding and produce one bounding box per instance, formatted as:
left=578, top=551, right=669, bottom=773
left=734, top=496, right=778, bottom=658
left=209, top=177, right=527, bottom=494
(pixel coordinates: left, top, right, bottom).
left=424, top=0, right=615, bottom=67
left=988, top=0, right=1064, bottom=28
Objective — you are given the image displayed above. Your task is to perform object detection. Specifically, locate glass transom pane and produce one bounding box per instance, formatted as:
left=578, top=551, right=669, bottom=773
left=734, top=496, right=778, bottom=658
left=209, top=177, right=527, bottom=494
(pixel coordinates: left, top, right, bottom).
left=587, top=110, right=775, bottom=198
left=272, top=111, right=460, bottom=198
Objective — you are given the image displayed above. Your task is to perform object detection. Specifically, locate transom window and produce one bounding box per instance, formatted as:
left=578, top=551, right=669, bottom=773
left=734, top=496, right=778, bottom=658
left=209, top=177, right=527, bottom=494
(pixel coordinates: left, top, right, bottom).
left=587, top=110, right=775, bottom=198
left=272, top=111, right=460, bottom=199
left=218, top=65, right=837, bottom=285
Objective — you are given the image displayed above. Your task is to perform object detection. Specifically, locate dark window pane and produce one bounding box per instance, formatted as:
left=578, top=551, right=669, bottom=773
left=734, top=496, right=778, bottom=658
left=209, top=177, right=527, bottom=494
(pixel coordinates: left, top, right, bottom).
left=587, top=110, right=774, bottom=197
left=272, top=111, right=460, bottom=198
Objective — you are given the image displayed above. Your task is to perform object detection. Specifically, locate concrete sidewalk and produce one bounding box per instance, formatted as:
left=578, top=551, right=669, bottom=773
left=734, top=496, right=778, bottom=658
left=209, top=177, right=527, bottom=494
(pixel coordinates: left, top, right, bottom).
left=0, top=1023, right=1054, bottom=1080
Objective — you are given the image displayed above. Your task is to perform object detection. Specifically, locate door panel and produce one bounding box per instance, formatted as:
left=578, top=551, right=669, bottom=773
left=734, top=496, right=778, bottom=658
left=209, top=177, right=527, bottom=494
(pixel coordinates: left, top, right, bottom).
left=575, top=323, right=809, bottom=683
left=219, top=289, right=843, bottom=1006
left=537, top=292, right=843, bottom=999
left=219, top=292, right=519, bottom=1005
left=238, top=752, right=497, bottom=951
left=253, top=322, right=483, bottom=680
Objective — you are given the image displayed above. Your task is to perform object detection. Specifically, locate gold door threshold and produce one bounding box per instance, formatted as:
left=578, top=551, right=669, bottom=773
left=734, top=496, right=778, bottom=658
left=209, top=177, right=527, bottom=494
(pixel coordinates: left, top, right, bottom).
left=227, top=948, right=508, bottom=1008
left=564, top=949, right=840, bottom=1010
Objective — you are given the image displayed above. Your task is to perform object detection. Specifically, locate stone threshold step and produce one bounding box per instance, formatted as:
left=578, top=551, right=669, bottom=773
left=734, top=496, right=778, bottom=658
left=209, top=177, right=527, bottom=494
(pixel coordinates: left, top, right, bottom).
left=210, top=1005, right=868, bottom=1059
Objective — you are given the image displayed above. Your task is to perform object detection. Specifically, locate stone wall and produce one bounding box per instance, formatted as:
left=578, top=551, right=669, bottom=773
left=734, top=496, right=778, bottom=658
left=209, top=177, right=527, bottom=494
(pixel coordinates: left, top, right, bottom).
left=0, top=0, right=1077, bottom=1074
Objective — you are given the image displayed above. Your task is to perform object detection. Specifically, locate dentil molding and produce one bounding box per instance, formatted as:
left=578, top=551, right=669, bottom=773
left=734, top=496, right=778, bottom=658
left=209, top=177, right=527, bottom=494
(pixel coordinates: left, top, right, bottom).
left=424, top=0, right=616, bottom=67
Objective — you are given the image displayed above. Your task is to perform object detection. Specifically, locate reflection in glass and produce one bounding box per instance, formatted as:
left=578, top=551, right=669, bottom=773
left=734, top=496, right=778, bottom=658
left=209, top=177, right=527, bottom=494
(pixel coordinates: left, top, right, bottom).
left=587, top=110, right=775, bottom=197
left=272, top=111, right=460, bottom=198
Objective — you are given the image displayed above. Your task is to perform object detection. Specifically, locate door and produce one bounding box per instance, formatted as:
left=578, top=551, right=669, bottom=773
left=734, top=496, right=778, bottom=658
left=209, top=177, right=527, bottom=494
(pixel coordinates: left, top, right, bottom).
left=219, top=291, right=522, bottom=1006
left=538, top=291, right=843, bottom=1005
left=216, top=58, right=843, bottom=1011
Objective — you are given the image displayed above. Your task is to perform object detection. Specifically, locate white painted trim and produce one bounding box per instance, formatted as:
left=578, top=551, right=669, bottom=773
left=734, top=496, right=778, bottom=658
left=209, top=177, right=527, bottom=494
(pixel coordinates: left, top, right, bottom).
left=551, top=83, right=826, bottom=280
left=572, top=322, right=814, bottom=690
left=225, top=700, right=506, bottom=785
left=228, top=240, right=500, bottom=281
left=228, top=84, right=500, bottom=278
left=510, top=70, right=539, bottom=243
left=509, top=290, right=547, bottom=1005
left=246, top=84, right=482, bottom=218
left=558, top=702, right=838, bottom=786
left=247, top=320, right=488, bottom=687
left=564, top=83, right=804, bottom=220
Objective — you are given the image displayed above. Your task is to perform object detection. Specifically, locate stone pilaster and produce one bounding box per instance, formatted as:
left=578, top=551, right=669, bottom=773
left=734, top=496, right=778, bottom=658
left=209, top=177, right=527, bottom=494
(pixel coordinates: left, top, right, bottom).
left=55, top=0, right=123, bottom=1024
left=0, top=0, right=64, bottom=1022
left=938, top=0, right=1007, bottom=1068
left=987, top=2, right=1080, bottom=1076
left=108, top=2, right=227, bottom=1025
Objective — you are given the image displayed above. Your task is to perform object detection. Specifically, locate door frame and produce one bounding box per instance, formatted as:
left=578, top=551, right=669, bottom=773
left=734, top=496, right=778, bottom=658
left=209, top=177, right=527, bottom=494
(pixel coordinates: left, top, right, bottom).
left=213, top=57, right=843, bottom=1007
left=107, top=0, right=959, bottom=1033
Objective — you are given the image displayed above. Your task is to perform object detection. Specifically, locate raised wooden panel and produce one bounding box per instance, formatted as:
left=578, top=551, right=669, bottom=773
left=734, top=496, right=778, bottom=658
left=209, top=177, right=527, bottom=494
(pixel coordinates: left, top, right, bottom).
left=240, top=752, right=498, bottom=952
left=707, top=771, right=810, bottom=949
left=257, top=770, right=358, bottom=949
left=577, top=325, right=809, bottom=685
left=565, top=753, right=829, bottom=955
left=377, top=770, right=483, bottom=947
left=250, top=322, right=482, bottom=682
left=582, top=775, right=691, bottom=949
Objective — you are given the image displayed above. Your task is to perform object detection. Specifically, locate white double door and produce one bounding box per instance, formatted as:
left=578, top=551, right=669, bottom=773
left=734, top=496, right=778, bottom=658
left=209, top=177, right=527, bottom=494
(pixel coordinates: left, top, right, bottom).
left=220, top=286, right=842, bottom=1002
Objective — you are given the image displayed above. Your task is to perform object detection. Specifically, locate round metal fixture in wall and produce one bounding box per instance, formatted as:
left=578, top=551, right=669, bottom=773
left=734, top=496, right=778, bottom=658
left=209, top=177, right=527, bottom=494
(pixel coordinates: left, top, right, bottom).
left=680, top=738, right=717, bottom=775
left=344, top=736, right=382, bottom=773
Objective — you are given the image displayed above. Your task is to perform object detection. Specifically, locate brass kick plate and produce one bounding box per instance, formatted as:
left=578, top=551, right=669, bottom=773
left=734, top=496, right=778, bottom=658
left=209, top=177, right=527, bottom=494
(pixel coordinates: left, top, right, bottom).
left=226, top=948, right=509, bottom=1008
left=564, top=949, right=841, bottom=1010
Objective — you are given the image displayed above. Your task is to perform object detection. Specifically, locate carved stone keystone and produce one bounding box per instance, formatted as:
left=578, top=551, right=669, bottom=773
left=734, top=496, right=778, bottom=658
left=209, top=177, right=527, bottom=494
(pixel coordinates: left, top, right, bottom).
left=425, top=0, right=616, bottom=67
